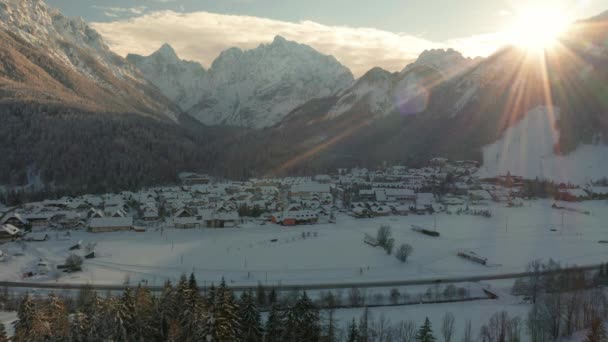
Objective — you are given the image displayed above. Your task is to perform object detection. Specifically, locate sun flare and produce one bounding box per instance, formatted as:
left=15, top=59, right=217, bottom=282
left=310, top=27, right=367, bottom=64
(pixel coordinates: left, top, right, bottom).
left=506, top=7, right=572, bottom=52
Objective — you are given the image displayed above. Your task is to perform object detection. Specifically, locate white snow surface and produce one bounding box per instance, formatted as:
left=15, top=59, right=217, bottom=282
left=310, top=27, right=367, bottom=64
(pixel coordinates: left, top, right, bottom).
left=0, top=311, right=16, bottom=337
left=1, top=200, right=607, bottom=287
left=478, top=106, right=608, bottom=184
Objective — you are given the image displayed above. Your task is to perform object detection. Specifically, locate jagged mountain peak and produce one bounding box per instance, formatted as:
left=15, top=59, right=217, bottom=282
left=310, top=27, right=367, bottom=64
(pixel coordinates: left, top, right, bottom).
left=154, top=43, right=179, bottom=59
left=272, top=35, right=288, bottom=45
left=403, top=48, right=474, bottom=77
left=132, top=36, right=354, bottom=128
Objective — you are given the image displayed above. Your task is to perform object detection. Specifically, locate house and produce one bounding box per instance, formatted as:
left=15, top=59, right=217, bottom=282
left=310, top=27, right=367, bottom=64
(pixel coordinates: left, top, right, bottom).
left=88, top=208, right=105, bottom=219
left=104, top=206, right=127, bottom=218
left=271, top=210, right=318, bottom=226
left=555, top=188, right=589, bottom=202
left=384, top=189, right=417, bottom=203
left=143, top=207, right=160, bottom=221
left=0, top=224, right=22, bottom=241
left=173, top=216, right=202, bottom=229
left=205, top=211, right=240, bottom=228
left=88, top=217, right=133, bottom=233
left=468, top=190, right=492, bottom=203
left=180, top=173, right=212, bottom=185
left=413, top=193, right=435, bottom=213
left=290, top=183, right=331, bottom=198
left=586, top=186, right=608, bottom=199
left=0, top=213, right=28, bottom=229
left=25, top=212, right=57, bottom=228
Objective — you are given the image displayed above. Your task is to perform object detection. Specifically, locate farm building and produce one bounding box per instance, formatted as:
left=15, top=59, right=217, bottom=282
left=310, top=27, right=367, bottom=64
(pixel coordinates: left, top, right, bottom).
left=555, top=188, right=589, bottom=202
left=0, top=213, right=28, bottom=229
left=205, top=212, right=240, bottom=228
left=384, top=188, right=417, bottom=203
left=0, top=224, right=22, bottom=241
left=271, top=210, right=318, bottom=226
left=173, top=216, right=202, bottom=229
left=24, top=212, right=57, bottom=228
left=88, top=217, right=133, bottom=233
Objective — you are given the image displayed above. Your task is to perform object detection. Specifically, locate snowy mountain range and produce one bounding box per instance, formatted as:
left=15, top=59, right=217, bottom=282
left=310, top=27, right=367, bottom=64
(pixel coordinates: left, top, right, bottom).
left=1, top=0, right=608, bottom=191
left=128, top=36, right=354, bottom=128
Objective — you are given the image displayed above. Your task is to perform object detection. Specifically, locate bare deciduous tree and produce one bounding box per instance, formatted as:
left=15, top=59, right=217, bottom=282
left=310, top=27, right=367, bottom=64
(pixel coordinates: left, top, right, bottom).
left=441, top=312, right=455, bottom=342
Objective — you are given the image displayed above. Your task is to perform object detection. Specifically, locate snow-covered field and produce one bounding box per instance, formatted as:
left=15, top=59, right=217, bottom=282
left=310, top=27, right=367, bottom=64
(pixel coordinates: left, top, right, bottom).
left=0, top=200, right=607, bottom=286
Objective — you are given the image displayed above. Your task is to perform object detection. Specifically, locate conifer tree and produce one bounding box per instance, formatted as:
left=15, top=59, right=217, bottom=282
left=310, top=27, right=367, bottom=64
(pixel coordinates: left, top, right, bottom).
left=584, top=318, right=607, bottom=342
left=416, top=317, right=436, bottom=342
left=133, top=285, right=156, bottom=341
left=268, top=288, right=278, bottom=305
left=157, top=280, right=179, bottom=340
left=120, top=287, right=137, bottom=340
left=100, top=296, right=126, bottom=342
left=265, top=303, right=284, bottom=342
left=189, top=273, right=198, bottom=289
left=0, top=323, right=8, bottom=342
left=240, top=290, right=263, bottom=342
left=357, top=307, right=370, bottom=342
left=46, top=293, right=69, bottom=341
left=69, top=312, right=88, bottom=342
left=284, top=292, right=321, bottom=342
left=13, top=293, right=48, bottom=341
left=214, top=287, right=241, bottom=341
left=346, top=319, right=359, bottom=342
left=256, top=283, right=267, bottom=308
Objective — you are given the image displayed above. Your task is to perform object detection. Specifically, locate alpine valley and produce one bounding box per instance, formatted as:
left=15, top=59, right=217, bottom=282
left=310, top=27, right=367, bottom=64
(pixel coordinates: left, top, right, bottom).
left=1, top=0, right=607, bottom=195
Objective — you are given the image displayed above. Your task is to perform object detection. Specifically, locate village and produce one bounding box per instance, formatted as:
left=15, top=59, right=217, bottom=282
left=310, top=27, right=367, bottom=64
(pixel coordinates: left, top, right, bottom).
left=1, top=157, right=607, bottom=286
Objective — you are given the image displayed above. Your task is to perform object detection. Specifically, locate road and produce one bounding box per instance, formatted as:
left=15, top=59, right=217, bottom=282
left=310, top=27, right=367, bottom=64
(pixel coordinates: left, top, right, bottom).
left=0, top=263, right=601, bottom=293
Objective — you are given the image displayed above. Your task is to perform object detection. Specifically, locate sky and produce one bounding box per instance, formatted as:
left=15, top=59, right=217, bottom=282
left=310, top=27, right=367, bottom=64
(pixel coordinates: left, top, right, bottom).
left=46, top=0, right=607, bottom=76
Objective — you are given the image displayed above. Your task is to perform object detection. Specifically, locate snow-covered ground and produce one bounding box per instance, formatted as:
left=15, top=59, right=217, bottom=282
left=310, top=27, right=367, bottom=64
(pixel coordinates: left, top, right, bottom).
left=0, top=200, right=607, bottom=287
left=0, top=311, right=16, bottom=337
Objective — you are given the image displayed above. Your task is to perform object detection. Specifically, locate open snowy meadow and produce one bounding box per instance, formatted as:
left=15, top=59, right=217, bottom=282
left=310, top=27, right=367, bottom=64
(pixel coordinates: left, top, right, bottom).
left=1, top=200, right=607, bottom=287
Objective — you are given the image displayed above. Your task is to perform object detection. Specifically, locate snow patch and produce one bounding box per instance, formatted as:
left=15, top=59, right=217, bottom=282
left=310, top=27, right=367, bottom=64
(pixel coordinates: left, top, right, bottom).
left=477, top=106, right=608, bottom=184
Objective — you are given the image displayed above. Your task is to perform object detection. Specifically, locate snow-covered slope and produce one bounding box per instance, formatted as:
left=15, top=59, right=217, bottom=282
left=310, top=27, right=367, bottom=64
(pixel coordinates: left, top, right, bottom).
left=131, top=36, right=354, bottom=128
left=327, top=63, right=443, bottom=119
left=401, top=48, right=476, bottom=77
left=0, top=0, right=179, bottom=119
left=477, top=106, right=608, bottom=184
left=0, top=0, right=140, bottom=82
left=127, top=44, right=209, bottom=112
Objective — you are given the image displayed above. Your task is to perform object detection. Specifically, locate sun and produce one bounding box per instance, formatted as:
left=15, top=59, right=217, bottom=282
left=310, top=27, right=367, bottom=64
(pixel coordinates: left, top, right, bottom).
left=506, top=7, right=572, bottom=52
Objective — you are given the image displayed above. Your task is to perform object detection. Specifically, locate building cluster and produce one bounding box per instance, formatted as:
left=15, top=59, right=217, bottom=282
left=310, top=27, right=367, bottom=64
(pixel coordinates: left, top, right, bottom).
left=1, top=157, right=607, bottom=242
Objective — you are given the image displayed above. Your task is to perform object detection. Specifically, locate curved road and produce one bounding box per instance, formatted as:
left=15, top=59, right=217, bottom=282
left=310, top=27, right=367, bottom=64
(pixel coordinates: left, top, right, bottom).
left=0, top=264, right=601, bottom=293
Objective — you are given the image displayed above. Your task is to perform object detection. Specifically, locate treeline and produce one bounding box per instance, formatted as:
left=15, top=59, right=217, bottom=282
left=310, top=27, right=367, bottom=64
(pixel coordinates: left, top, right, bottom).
left=512, top=259, right=608, bottom=341
left=1, top=268, right=607, bottom=342
left=0, top=101, right=243, bottom=202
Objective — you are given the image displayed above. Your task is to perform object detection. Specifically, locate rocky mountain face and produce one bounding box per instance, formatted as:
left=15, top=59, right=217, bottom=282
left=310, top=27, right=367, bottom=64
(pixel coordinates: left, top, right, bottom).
left=0, top=0, right=179, bottom=119
left=129, top=36, right=354, bottom=128
left=127, top=44, right=209, bottom=113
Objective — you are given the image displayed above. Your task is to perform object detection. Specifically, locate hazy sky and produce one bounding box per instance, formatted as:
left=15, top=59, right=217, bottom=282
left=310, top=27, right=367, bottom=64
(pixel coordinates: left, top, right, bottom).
left=46, top=0, right=607, bottom=76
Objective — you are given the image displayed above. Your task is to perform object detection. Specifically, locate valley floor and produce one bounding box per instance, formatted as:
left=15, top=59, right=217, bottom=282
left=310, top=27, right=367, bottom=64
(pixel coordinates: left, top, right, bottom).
left=1, top=199, right=607, bottom=288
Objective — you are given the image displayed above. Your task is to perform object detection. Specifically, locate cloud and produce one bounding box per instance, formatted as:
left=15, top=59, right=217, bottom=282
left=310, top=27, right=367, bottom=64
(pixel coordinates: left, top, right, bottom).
left=91, top=11, right=506, bottom=77
left=92, top=5, right=148, bottom=18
